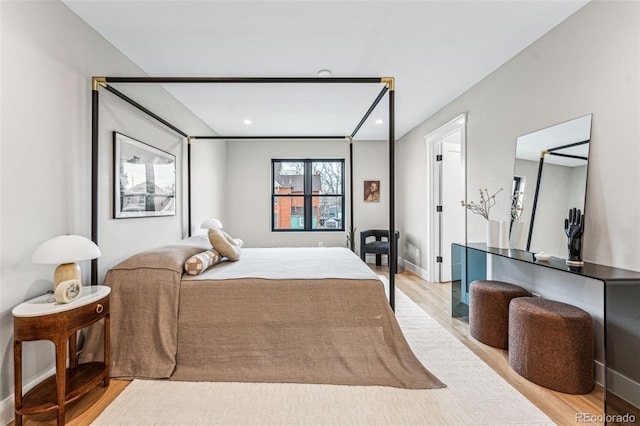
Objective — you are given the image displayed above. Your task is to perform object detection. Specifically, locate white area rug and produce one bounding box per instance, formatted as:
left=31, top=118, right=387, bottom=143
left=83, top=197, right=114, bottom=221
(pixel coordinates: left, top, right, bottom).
left=93, top=287, right=552, bottom=425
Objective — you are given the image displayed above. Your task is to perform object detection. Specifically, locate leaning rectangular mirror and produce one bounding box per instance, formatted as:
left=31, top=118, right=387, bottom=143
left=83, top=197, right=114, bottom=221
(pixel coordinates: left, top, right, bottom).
left=510, top=114, right=592, bottom=258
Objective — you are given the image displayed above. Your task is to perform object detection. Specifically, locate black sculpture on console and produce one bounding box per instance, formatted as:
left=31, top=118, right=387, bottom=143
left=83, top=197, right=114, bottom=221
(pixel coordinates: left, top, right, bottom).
left=564, top=207, right=585, bottom=266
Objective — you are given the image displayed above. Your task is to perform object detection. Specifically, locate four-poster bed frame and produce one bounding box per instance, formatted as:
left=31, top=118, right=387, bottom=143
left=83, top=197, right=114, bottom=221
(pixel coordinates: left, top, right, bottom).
left=90, top=76, right=397, bottom=308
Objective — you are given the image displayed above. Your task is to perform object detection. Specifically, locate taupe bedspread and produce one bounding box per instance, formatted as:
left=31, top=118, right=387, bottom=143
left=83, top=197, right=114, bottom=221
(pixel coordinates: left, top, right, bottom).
left=81, top=238, right=444, bottom=389
left=79, top=237, right=211, bottom=378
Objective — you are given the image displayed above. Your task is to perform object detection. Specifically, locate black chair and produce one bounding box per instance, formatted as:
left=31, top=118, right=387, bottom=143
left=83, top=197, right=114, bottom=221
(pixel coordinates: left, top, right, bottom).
left=360, top=229, right=400, bottom=274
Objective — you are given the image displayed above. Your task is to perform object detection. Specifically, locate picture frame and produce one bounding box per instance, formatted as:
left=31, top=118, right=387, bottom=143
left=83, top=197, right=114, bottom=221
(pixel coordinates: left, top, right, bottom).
left=113, top=132, right=176, bottom=218
left=364, top=180, right=380, bottom=203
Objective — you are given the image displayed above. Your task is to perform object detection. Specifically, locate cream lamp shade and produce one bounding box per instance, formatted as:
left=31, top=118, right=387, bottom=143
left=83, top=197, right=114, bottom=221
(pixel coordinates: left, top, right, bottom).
left=200, top=217, right=223, bottom=229
left=31, top=235, right=101, bottom=290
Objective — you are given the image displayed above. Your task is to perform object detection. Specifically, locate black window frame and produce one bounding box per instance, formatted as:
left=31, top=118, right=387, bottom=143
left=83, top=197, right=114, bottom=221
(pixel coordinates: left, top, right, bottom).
left=271, top=158, right=345, bottom=232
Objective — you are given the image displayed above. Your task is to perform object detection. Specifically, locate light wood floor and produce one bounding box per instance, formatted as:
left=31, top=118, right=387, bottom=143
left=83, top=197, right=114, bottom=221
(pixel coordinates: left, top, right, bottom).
left=12, top=269, right=608, bottom=425
left=394, top=270, right=605, bottom=426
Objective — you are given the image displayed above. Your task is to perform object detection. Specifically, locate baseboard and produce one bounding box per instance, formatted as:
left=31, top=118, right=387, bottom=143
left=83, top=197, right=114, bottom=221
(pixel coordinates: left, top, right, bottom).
left=0, top=365, right=56, bottom=425
left=399, top=257, right=429, bottom=281
left=595, top=360, right=604, bottom=387
left=592, top=361, right=640, bottom=408
left=0, top=393, right=14, bottom=426
left=607, top=366, right=640, bottom=408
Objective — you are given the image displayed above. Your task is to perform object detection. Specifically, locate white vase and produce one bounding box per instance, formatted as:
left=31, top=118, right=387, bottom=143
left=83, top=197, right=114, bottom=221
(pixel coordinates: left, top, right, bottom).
left=498, top=220, right=510, bottom=249
left=486, top=220, right=500, bottom=248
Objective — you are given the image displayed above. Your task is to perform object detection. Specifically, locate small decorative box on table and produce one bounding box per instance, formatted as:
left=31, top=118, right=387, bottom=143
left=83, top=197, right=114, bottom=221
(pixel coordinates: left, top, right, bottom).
left=13, top=285, right=110, bottom=425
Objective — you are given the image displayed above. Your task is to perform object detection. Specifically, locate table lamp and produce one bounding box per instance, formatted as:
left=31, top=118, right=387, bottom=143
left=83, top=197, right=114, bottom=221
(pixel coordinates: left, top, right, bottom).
left=31, top=235, right=101, bottom=290
left=200, top=217, right=223, bottom=229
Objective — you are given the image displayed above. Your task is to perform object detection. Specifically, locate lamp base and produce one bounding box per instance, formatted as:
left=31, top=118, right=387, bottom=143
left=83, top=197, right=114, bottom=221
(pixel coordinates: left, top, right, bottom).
left=54, top=263, right=81, bottom=291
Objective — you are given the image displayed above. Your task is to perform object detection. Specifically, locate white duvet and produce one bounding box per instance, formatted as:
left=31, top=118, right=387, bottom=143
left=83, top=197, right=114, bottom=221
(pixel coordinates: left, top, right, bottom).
left=184, top=247, right=382, bottom=281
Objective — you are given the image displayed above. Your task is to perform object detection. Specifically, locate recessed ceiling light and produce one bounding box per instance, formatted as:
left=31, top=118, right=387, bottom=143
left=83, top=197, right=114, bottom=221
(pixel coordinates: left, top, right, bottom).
left=244, top=119, right=252, bottom=125
left=375, top=119, right=384, bottom=125
left=317, top=69, right=332, bottom=77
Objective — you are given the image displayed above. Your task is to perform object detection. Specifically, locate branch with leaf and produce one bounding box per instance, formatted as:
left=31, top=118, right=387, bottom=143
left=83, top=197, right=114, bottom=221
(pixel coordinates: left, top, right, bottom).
left=461, top=188, right=503, bottom=221
left=511, top=191, right=525, bottom=223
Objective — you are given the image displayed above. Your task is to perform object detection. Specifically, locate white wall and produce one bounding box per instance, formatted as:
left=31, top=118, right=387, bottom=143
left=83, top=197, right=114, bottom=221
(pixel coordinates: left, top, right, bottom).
left=353, top=139, right=391, bottom=259
left=190, top=139, right=227, bottom=236
left=0, top=0, right=224, bottom=409
left=397, top=0, right=640, bottom=272
left=397, top=0, right=639, bottom=402
left=225, top=138, right=388, bottom=252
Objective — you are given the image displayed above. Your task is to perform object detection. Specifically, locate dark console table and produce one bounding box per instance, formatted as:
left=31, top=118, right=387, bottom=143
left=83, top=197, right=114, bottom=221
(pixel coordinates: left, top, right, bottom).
left=452, top=242, right=640, bottom=422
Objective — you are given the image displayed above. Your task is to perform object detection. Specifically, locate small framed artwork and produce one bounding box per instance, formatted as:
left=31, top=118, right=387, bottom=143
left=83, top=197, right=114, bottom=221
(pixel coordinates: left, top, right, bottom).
left=114, top=132, right=176, bottom=218
left=364, top=180, right=380, bottom=203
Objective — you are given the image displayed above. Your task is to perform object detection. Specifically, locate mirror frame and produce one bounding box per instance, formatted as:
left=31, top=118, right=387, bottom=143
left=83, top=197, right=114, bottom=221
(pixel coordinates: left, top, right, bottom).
left=512, top=114, right=592, bottom=256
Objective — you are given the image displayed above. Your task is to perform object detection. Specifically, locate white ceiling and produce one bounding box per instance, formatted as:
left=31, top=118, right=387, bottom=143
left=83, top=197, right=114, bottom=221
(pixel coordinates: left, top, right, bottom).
left=63, top=0, right=588, bottom=141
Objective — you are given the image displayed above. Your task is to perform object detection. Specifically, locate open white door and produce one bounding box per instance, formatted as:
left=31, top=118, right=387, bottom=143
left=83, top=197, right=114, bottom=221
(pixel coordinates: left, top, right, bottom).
left=425, top=114, right=466, bottom=283
left=440, top=138, right=464, bottom=282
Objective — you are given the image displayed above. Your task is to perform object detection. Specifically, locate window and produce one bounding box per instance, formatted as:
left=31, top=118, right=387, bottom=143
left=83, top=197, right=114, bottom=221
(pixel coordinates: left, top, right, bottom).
left=272, top=159, right=345, bottom=232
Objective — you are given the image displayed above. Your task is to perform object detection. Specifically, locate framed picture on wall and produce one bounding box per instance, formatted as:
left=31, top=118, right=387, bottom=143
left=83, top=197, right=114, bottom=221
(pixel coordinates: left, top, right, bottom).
left=364, top=180, right=380, bottom=203
left=113, top=132, right=176, bottom=218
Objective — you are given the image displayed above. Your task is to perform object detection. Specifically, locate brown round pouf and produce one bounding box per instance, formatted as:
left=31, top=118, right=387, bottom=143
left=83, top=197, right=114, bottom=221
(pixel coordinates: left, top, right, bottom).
left=509, top=297, right=594, bottom=394
left=469, top=280, right=530, bottom=349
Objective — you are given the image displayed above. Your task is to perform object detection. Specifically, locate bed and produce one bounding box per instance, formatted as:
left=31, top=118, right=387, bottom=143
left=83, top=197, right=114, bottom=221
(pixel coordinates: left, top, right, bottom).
left=79, top=236, right=443, bottom=389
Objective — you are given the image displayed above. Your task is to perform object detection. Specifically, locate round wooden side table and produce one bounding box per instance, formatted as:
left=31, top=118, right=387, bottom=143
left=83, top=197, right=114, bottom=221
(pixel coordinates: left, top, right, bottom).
left=13, top=285, right=110, bottom=425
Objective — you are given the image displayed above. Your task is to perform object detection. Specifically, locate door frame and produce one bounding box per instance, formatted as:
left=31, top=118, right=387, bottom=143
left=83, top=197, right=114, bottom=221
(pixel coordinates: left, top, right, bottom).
left=424, top=113, right=467, bottom=283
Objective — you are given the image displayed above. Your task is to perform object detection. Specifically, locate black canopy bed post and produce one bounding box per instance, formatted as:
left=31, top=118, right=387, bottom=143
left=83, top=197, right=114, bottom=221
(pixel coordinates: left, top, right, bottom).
left=348, top=137, right=355, bottom=251
left=382, top=77, right=396, bottom=310
left=105, top=77, right=383, bottom=85
left=91, top=77, right=105, bottom=285
left=191, top=135, right=346, bottom=140
left=349, top=82, right=393, bottom=302
left=187, top=137, right=194, bottom=237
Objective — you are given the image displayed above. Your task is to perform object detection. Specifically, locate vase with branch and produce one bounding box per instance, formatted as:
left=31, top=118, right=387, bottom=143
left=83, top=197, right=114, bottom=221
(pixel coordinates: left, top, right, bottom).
left=509, top=190, right=527, bottom=249
left=461, top=188, right=504, bottom=248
